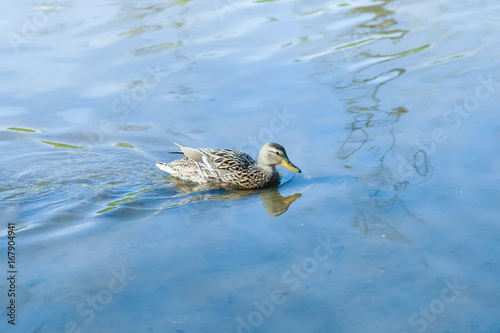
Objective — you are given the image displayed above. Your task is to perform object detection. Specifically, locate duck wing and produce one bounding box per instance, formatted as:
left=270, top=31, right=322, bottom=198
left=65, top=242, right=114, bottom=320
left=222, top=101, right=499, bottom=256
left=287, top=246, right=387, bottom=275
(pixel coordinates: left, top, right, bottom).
left=174, top=143, right=256, bottom=173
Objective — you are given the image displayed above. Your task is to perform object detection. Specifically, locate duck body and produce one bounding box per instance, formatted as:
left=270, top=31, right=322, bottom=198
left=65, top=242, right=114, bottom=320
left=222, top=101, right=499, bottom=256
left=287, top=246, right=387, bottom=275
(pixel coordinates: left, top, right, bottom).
left=156, top=143, right=301, bottom=190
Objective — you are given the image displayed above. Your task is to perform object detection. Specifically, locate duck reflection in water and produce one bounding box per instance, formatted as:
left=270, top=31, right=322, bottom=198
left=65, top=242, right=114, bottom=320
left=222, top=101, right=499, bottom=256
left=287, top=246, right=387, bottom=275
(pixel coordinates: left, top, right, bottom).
left=163, top=176, right=302, bottom=217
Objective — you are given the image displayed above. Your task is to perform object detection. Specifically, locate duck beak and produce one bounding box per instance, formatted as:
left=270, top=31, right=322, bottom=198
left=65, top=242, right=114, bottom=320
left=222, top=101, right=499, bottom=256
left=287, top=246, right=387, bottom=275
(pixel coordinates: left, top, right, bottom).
left=281, top=159, right=301, bottom=173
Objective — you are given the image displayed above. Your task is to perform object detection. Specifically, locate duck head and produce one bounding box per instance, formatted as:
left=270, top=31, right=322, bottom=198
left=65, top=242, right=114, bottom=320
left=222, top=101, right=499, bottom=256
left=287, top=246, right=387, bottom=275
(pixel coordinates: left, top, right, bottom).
left=258, top=143, right=301, bottom=173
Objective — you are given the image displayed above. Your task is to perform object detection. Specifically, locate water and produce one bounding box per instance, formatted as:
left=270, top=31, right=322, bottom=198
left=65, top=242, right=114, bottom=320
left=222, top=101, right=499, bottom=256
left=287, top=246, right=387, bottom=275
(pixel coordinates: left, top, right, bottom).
left=1, top=0, right=500, bottom=332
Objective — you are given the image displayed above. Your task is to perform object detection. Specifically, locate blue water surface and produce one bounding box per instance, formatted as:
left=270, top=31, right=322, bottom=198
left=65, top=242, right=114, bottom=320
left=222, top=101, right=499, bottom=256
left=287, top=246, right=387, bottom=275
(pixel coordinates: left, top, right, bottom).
left=1, top=0, right=500, bottom=332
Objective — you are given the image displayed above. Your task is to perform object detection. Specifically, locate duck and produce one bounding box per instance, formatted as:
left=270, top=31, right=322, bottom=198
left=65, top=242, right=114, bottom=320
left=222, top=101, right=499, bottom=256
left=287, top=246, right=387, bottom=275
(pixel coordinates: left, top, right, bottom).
left=156, top=142, right=301, bottom=189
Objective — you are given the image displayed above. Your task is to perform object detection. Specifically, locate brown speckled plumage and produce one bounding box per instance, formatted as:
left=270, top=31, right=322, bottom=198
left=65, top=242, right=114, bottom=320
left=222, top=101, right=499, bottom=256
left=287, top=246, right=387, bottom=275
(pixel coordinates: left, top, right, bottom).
left=156, top=143, right=301, bottom=190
